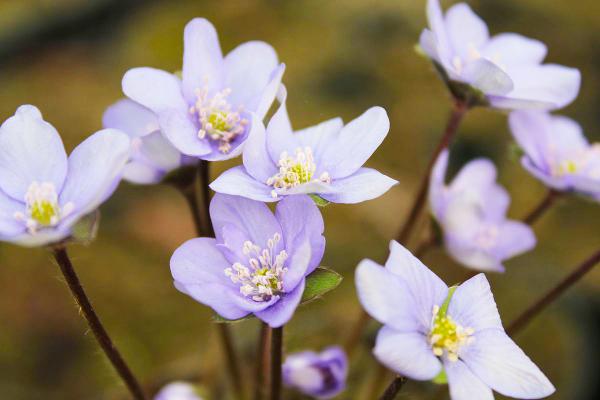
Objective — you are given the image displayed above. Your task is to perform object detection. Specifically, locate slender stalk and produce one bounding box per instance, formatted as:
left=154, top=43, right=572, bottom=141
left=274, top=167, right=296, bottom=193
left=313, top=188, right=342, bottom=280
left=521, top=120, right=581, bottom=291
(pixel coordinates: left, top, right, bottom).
left=507, top=248, right=600, bottom=336
left=175, top=161, right=245, bottom=400
left=366, top=364, right=389, bottom=400
left=343, top=309, right=371, bottom=356
left=218, top=324, right=245, bottom=399
left=51, top=246, right=147, bottom=400
left=254, top=323, right=270, bottom=400
left=396, top=101, right=468, bottom=245
left=270, top=327, right=283, bottom=400
left=522, top=190, right=561, bottom=225
left=197, top=160, right=214, bottom=237
left=379, top=376, right=406, bottom=400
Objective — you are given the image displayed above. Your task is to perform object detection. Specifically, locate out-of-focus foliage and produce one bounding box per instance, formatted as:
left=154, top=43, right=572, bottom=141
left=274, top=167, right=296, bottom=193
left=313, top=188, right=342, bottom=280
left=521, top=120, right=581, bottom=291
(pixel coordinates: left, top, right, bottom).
left=0, top=0, right=598, bottom=399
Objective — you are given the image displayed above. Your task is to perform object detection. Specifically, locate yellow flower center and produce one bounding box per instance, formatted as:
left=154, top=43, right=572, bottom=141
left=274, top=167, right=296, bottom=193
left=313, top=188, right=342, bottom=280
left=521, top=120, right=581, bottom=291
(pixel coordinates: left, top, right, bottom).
left=428, top=287, right=475, bottom=362
left=189, top=87, right=248, bottom=153
left=266, top=147, right=331, bottom=198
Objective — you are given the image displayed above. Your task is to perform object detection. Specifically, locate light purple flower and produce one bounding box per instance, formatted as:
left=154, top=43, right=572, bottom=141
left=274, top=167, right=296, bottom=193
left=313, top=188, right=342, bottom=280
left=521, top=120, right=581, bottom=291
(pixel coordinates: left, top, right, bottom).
left=283, top=346, right=348, bottom=399
left=355, top=241, right=555, bottom=400
left=510, top=110, right=600, bottom=202
left=122, top=18, right=284, bottom=161
left=420, top=0, right=580, bottom=110
left=429, top=150, right=535, bottom=272
left=0, top=105, right=129, bottom=247
left=155, top=382, right=202, bottom=400
left=103, top=99, right=196, bottom=184
left=210, top=88, right=398, bottom=203
left=170, top=193, right=324, bottom=327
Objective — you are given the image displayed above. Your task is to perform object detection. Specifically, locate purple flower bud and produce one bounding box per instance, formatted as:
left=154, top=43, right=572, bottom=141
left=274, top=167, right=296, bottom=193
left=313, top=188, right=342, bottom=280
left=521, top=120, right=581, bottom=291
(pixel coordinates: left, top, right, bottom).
left=122, top=18, right=284, bottom=161
left=154, top=382, right=202, bottom=400
left=420, top=0, right=580, bottom=110
left=283, top=346, right=348, bottom=399
left=0, top=105, right=129, bottom=247
left=510, top=110, right=600, bottom=201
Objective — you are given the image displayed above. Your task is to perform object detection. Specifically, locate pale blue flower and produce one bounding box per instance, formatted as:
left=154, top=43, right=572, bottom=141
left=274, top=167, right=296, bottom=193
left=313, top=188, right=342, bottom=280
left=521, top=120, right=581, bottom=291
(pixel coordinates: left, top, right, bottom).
left=170, top=193, right=324, bottom=327
left=210, top=88, right=398, bottom=203
left=510, top=110, right=600, bottom=202
left=420, top=0, right=580, bottom=109
left=0, top=105, right=129, bottom=247
left=122, top=18, right=284, bottom=161
left=356, top=241, right=555, bottom=400
left=429, top=150, right=535, bottom=272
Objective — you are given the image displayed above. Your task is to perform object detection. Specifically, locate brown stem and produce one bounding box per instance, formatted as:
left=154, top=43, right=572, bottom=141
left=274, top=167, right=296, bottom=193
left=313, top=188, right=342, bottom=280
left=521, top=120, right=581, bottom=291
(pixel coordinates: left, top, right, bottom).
left=176, top=161, right=245, bottom=400
left=366, top=364, right=389, bottom=400
left=343, top=309, right=371, bottom=357
left=197, top=160, right=215, bottom=237
left=396, top=101, right=468, bottom=245
left=522, top=190, right=561, bottom=225
left=254, top=323, right=270, bottom=400
left=507, top=248, right=600, bottom=336
left=379, top=376, right=406, bottom=400
left=52, top=247, right=147, bottom=400
left=270, top=327, right=283, bottom=400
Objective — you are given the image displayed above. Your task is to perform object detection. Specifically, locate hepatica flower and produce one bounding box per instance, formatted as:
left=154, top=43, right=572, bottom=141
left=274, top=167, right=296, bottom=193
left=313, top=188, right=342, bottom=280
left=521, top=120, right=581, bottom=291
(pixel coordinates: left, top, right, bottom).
left=283, top=346, right=348, bottom=399
left=103, top=99, right=195, bottom=184
left=429, top=150, right=535, bottom=272
left=122, top=18, right=284, bottom=161
left=210, top=89, right=397, bottom=203
left=0, top=105, right=129, bottom=247
left=170, top=193, right=324, bottom=327
left=356, top=241, right=555, bottom=400
left=155, top=382, right=203, bottom=400
left=510, top=111, right=600, bottom=201
left=420, top=0, right=580, bottom=109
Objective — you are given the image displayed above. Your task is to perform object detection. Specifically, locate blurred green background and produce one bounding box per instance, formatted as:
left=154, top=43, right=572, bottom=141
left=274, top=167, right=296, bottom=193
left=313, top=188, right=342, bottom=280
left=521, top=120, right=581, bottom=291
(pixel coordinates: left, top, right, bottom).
left=0, top=0, right=599, bottom=399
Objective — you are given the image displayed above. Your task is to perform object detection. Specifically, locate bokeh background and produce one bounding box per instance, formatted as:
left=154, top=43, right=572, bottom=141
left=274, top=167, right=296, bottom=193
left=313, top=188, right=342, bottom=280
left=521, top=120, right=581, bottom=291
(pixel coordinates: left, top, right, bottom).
left=0, top=0, right=598, bottom=399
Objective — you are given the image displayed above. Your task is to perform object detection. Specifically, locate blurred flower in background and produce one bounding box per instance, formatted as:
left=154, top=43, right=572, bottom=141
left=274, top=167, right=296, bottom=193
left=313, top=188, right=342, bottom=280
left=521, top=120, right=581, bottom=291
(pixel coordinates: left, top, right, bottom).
left=103, top=98, right=195, bottom=185
left=419, top=0, right=580, bottom=109
left=429, top=149, right=535, bottom=272
left=282, top=346, right=348, bottom=399
left=510, top=111, right=600, bottom=201
left=154, top=382, right=203, bottom=400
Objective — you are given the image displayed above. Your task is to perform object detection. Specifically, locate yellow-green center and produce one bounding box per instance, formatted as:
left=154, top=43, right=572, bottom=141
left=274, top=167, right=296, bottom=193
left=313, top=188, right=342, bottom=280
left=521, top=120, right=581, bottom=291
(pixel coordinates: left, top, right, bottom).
left=428, top=286, right=474, bottom=362
left=30, top=201, right=59, bottom=226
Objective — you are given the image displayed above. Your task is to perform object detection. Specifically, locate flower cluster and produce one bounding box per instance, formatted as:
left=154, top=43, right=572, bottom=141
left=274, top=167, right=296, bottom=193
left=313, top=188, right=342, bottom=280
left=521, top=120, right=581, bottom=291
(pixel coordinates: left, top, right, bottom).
left=1, top=0, right=594, bottom=399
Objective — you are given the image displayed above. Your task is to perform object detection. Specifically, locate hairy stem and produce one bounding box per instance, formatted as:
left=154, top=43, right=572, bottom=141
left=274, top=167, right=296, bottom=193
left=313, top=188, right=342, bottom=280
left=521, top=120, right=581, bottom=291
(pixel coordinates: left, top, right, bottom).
left=396, top=101, right=468, bottom=245
left=52, top=247, right=147, bottom=400
left=379, top=376, right=406, bottom=400
left=522, top=190, right=561, bottom=225
left=254, top=323, right=270, bottom=400
left=176, top=161, right=245, bottom=399
left=507, top=248, right=600, bottom=336
left=270, top=327, right=283, bottom=400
